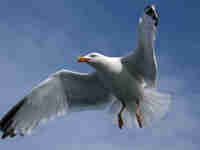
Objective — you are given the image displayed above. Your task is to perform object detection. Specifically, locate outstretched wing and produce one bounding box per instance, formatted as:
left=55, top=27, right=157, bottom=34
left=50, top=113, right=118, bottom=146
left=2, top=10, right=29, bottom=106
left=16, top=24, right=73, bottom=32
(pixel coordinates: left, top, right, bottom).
left=0, top=69, right=115, bottom=139
left=121, top=15, right=158, bottom=87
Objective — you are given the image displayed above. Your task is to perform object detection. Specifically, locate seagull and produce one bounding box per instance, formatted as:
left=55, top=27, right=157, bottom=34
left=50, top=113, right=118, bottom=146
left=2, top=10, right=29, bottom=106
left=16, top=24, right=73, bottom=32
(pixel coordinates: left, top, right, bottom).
left=0, top=4, right=170, bottom=139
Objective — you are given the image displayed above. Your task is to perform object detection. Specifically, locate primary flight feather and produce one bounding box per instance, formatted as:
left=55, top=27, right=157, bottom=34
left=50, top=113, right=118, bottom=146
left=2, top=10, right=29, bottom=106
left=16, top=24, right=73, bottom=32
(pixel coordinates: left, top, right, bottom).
left=0, top=4, right=170, bottom=139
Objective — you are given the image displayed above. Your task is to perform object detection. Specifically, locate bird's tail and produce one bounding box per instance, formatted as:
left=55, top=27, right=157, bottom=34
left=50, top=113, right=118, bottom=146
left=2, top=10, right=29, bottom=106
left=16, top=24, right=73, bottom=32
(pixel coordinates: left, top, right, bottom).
left=108, top=88, right=171, bottom=128
left=138, top=88, right=171, bottom=127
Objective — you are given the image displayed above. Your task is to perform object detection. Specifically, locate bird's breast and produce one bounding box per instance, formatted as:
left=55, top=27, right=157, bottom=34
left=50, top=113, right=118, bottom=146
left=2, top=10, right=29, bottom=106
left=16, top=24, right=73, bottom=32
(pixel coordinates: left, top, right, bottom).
left=99, top=66, right=142, bottom=101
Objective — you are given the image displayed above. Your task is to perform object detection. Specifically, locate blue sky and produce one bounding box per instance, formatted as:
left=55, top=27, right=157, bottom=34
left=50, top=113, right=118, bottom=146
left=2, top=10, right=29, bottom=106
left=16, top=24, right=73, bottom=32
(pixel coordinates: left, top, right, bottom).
left=0, top=0, right=199, bottom=149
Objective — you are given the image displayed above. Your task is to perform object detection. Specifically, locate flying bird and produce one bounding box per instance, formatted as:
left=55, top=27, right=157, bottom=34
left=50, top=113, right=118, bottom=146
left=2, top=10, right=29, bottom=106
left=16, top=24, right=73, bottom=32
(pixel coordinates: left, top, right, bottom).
left=0, top=4, right=170, bottom=139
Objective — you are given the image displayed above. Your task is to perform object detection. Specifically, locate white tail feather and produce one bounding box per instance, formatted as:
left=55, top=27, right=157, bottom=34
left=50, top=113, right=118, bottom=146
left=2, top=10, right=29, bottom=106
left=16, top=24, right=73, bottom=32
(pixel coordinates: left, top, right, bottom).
left=140, top=88, right=171, bottom=127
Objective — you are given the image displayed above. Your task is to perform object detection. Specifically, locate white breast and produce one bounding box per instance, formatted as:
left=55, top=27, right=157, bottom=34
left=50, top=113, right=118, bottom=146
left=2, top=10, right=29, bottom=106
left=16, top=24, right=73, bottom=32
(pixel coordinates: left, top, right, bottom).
left=98, top=58, right=143, bottom=102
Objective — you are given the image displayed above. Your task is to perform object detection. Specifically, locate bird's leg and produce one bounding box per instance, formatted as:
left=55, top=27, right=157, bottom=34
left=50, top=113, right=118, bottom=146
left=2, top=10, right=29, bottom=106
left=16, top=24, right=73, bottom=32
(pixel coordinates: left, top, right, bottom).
left=136, top=100, right=143, bottom=128
left=118, top=101, right=126, bottom=129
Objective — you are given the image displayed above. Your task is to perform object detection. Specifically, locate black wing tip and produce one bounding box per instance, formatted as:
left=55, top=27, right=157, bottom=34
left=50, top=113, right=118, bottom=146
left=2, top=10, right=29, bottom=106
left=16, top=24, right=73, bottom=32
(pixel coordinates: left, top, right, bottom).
left=1, top=130, right=16, bottom=139
left=0, top=97, right=27, bottom=139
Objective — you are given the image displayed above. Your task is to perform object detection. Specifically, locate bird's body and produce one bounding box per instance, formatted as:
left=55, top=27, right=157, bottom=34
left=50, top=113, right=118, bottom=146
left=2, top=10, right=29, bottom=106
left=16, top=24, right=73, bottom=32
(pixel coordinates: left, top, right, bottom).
left=96, top=57, right=141, bottom=110
left=0, top=4, right=171, bottom=139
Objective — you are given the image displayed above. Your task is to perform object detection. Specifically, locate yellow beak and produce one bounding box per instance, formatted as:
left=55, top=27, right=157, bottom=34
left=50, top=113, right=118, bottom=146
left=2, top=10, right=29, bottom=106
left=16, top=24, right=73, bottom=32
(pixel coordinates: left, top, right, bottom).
left=77, top=56, right=91, bottom=62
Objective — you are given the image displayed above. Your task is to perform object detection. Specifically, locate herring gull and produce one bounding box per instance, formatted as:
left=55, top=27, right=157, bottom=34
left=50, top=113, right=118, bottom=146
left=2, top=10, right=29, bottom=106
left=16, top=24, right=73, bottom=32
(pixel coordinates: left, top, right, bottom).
left=0, top=4, right=170, bottom=139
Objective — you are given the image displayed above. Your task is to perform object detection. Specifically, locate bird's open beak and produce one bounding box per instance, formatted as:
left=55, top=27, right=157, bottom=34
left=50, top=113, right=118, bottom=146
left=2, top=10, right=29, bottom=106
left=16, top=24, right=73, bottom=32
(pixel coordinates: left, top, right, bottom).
left=77, top=56, right=91, bottom=62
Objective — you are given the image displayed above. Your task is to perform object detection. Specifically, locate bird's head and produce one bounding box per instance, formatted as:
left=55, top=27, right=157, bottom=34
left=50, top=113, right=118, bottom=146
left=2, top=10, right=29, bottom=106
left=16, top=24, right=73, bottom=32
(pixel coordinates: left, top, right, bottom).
left=140, top=4, right=159, bottom=28
left=77, top=52, right=107, bottom=68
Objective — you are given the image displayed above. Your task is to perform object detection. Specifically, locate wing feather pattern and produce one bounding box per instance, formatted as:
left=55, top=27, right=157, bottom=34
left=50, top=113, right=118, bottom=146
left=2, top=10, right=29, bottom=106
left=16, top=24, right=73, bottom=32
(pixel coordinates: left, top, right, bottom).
left=0, top=69, right=114, bottom=139
left=121, top=19, right=157, bottom=87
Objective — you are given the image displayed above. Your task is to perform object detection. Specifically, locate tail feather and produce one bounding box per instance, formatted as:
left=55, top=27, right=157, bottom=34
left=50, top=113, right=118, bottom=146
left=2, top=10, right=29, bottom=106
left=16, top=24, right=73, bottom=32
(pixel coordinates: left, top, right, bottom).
left=140, top=88, right=171, bottom=127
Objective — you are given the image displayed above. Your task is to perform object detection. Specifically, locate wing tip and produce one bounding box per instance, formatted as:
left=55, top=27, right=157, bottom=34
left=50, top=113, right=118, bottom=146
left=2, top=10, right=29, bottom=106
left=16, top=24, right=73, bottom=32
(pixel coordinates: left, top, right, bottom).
left=0, top=97, right=27, bottom=139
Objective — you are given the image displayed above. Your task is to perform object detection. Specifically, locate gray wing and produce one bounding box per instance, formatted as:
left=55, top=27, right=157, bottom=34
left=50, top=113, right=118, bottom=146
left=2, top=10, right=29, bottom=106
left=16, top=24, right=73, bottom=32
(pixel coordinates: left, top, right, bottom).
left=121, top=47, right=157, bottom=87
left=0, top=69, right=115, bottom=139
left=121, top=23, right=157, bottom=87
